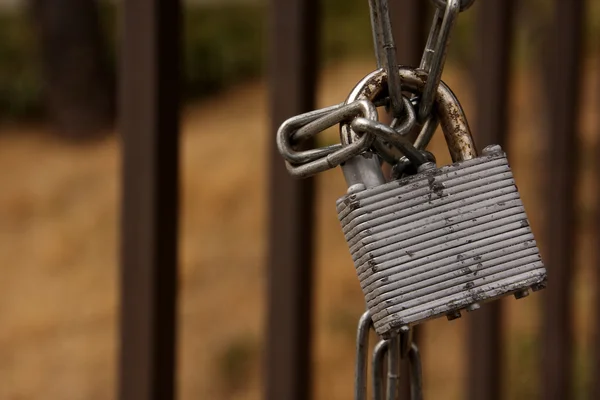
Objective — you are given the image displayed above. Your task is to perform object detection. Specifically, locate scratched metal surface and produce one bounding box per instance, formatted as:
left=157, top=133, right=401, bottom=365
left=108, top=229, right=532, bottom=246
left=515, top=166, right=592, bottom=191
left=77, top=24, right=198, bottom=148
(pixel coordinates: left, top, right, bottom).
left=337, top=151, right=546, bottom=337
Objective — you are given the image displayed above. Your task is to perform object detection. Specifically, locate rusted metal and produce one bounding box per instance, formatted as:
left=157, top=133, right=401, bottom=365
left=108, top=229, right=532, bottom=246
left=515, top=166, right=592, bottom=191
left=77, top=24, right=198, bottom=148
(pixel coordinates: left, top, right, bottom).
left=468, top=1, right=514, bottom=399
left=541, top=1, right=583, bottom=400
left=343, top=67, right=477, bottom=162
left=118, top=0, right=181, bottom=399
left=266, top=0, right=318, bottom=399
left=337, top=147, right=546, bottom=334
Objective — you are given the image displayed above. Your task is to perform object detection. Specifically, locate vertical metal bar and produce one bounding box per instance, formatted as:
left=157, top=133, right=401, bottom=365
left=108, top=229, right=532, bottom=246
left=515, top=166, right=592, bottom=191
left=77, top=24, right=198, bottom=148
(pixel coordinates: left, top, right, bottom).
left=542, top=1, right=583, bottom=400
left=373, top=340, right=390, bottom=400
left=266, top=0, right=318, bottom=399
left=386, top=335, right=401, bottom=400
left=408, top=343, right=423, bottom=400
left=355, top=311, right=373, bottom=400
left=390, top=2, right=428, bottom=396
left=390, top=0, right=428, bottom=67
left=468, top=2, right=514, bottom=400
left=595, top=60, right=600, bottom=397
left=118, top=0, right=181, bottom=400
left=595, top=56, right=600, bottom=400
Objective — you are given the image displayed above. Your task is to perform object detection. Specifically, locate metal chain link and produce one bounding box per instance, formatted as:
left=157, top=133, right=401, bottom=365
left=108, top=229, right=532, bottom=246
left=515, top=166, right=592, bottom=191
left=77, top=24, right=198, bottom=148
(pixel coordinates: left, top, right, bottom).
left=277, top=1, right=478, bottom=398
left=368, top=0, right=404, bottom=118
left=355, top=312, right=423, bottom=400
left=372, top=340, right=424, bottom=400
left=277, top=0, right=474, bottom=178
left=279, top=96, right=427, bottom=178
left=430, top=0, right=475, bottom=12
left=418, top=0, right=460, bottom=122
left=277, top=100, right=378, bottom=178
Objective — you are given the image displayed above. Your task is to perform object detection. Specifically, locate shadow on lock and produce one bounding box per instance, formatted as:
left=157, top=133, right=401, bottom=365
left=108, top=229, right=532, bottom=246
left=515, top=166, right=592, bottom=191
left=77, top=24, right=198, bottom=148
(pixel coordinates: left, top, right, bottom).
left=337, top=66, right=547, bottom=339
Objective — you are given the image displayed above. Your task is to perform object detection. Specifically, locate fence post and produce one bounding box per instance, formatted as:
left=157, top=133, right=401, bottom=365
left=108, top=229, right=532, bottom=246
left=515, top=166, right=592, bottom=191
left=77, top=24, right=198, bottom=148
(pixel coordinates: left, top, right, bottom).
left=542, top=1, right=583, bottom=399
left=265, top=0, right=318, bottom=399
left=468, top=1, right=514, bottom=399
left=595, top=64, right=600, bottom=394
left=118, top=1, right=181, bottom=399
left=390, top=1, right=428, bottom=397
left=391, top=0, right=428, bottom=67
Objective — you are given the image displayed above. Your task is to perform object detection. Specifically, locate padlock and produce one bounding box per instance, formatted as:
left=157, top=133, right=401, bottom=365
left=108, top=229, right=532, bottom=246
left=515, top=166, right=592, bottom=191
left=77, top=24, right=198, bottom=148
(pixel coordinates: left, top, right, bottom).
left=337, top=67, right=547, bottom=338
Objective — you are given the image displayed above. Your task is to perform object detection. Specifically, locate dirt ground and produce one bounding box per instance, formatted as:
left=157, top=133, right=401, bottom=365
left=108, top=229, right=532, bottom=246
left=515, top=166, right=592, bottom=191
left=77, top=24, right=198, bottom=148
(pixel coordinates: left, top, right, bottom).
left=0, top=60, right=598, bottom=400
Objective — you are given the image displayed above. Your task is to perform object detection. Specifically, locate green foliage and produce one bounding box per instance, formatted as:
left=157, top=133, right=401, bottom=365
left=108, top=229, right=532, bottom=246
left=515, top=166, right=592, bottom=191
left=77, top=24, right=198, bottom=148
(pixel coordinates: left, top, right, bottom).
left=505, top=332, right=592, bottom=400
left=1, top=1, right=600, bottom=120
left=320, top=0, right=374, bottom=62
left=215, top=334, right=259, bottom=395
left=0, top=11, right=42, bottom=118
left=506, top=333, right=540, bottom=400
left=183, top=4, right=265, bottom=98
left=0, top=3, right=267, bottom=120
left=99, top=3, right=266, bottom=99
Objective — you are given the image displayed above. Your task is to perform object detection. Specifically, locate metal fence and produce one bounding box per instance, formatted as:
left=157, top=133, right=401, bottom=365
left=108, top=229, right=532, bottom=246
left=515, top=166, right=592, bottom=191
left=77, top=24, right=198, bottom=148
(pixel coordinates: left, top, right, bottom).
left=118, top=0, right=589, bottom=399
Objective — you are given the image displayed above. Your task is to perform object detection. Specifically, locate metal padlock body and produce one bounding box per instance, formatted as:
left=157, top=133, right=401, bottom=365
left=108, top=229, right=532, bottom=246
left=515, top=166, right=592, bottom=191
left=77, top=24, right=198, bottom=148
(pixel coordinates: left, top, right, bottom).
left=338, top=67, right=547, bottom=338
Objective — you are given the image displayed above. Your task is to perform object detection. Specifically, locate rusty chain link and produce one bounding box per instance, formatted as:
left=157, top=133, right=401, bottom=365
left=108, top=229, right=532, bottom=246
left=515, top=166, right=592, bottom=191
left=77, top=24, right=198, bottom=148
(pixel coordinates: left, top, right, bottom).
left=277, top=0, right=473, bottom=178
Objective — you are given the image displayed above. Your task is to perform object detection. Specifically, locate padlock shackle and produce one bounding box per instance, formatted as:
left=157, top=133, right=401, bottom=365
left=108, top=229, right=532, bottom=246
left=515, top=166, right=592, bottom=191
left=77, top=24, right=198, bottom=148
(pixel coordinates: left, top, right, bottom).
left=342, top=66, right=478, bottom=162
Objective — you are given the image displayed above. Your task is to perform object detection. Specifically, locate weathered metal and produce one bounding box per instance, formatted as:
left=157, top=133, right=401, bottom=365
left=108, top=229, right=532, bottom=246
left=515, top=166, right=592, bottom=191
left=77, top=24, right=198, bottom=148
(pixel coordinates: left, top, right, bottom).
left=266, top=0, right=318, bottom=399
left=118, top=0, right=181, bottom=399
left=542, top=1, right=583, bottom=400
left=368, top=0, right=405, bottom=118
left=341, top=67, right=477, bottom=162
left=417, top=0, right=460, bottom=122
left=468, top=1, right=515, bottom=399
left=338, top=146, right=546, bottom=336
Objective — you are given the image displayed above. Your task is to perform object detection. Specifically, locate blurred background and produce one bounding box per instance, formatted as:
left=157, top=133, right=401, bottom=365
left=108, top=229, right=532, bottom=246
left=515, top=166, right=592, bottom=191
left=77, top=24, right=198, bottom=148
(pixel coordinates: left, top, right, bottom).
left=0, top=0, right=599, bottom=399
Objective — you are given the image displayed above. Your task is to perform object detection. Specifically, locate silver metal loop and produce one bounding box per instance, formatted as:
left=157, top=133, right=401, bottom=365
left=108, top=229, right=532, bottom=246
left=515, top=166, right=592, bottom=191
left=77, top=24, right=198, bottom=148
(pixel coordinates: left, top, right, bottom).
left=351, top=118, right=427, bottom=167
left=293, top=100, right=377, bottom=143
left=390, top=96, right=418, bottom=135
left=344, top=66, right=477, bottom=162
left=391, top=150, right=437, bottom=179
left=368, top=0, right=384, bottom=69
left=284, top=132, right=373, bottom=178
left=387, top=335, right=401, bottom=400
left=355, top=311, right=372, bottom=400
left=341, top=72, right=420, bottom=169
left=283, top=100, right=378, bottom=178
left=418, top=0, right=460, bottom=123
left=372, top=340, right=389, bottom=400
left=370, top=338, right=423, bottom=400
left=368, top=0, right=404, bottom=118
left=414, top=112, right=440, bottom=150
left=430, top=0, right=475, bottom=12
left=276, top=103, right=344, bottom=164
left=408, top=343, right=423, bottom=400
left=372, top=96, right=419, bottom=165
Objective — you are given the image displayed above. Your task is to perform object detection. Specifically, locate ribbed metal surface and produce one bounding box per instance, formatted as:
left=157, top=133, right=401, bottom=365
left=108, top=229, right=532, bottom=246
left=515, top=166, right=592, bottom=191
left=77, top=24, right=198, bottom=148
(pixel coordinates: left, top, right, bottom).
left=337, top=150, right=546, bottom=337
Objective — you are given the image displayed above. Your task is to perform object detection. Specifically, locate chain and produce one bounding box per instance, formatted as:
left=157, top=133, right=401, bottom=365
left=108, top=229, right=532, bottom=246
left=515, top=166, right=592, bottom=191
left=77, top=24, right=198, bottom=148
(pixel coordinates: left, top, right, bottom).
left=368, top=0, right=404, bottom=118
left=418, top=0, right=460, bottom=122
left=278, top=0, right=474, bottom=179
left=276, top=1, right=477, bottom=397
left=430, top=0, right=475, bottom=12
